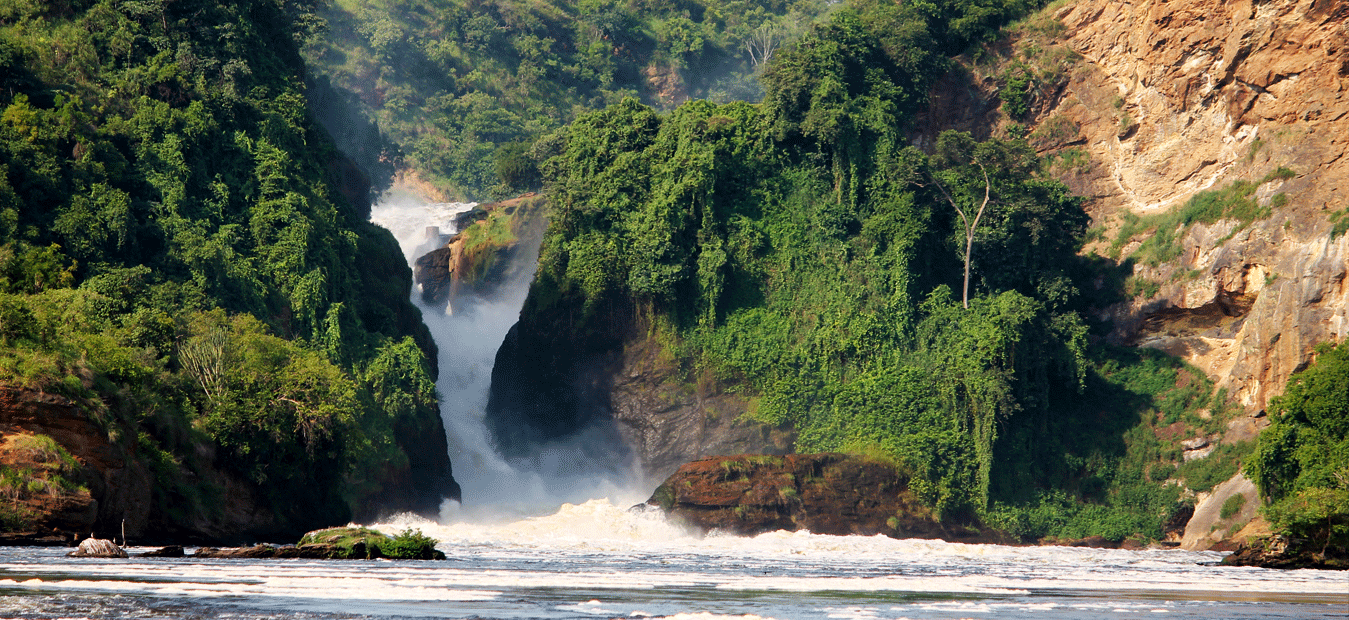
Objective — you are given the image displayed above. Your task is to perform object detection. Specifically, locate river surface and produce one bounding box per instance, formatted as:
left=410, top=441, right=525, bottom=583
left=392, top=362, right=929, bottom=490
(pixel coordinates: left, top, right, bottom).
left=0, top=501, right=1344, bottom=619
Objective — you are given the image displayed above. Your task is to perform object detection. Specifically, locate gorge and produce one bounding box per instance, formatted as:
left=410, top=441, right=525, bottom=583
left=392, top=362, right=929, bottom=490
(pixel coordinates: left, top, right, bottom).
left=0, top=0, right=1343, bottom=610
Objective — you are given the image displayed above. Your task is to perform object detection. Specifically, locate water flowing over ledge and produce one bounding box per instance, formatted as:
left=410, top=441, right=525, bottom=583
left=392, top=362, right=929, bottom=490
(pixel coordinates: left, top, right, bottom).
left=370, top=192, right=643, bottom=520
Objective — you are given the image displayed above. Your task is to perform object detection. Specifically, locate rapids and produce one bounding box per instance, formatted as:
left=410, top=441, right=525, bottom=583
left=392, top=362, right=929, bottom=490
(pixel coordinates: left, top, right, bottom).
left=0, top=502, right=1343, bottom=619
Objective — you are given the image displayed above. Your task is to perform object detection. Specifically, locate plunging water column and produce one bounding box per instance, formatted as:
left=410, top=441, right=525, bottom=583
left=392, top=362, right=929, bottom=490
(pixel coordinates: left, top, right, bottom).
left=370, top=192, right=641, bottom=519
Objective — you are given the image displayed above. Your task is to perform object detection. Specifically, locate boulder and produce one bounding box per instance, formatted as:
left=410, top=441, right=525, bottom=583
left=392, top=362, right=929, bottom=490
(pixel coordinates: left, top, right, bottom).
left=137, top=545, right=185, bottom=558
left=67, top=538, right=127, bottom=558
left=646, top=453, right=1004, bottom=542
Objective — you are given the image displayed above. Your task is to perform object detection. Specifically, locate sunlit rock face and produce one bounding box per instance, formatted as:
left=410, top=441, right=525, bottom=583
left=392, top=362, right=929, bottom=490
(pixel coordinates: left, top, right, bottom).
left=917, top=0, right=1349, bottom=417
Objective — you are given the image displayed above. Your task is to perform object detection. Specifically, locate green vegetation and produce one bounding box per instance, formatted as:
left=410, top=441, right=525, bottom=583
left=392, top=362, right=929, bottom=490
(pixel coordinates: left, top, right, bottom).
left=1123, top=275, right=1159, bottom=299
left=1329, top=207, right=1349, bottom=240
left=1109, top=167, right=1297, bottom=265
left=305, top=0, right=838, bottom=199
left=513, top=0, right=1234, bottom=541
left=305, top=0, right=1052, bottom=199
left=0, top=0, right=446, bottom=530
left=380, top=528, right=446, bottom=559
left=297, top=526, right=445, bottom=559
left=1220, top=493, right=1246, bottom=520
left=1250, top=341, right=1349, bottom=555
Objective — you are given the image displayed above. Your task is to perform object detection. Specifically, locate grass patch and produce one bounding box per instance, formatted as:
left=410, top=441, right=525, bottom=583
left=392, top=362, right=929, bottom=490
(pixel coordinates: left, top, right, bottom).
left=1043, top=146, right=1090, bottom=175
left=1176, top=441, right=1253, bottom=493
left=1123, top=276, right=1159, bottom=299
left=1329, top=207, right=1349, bottom=240
left=1109, top=168, right=1296, bottom=265
left=1220, top=493, right=1247, bottom=520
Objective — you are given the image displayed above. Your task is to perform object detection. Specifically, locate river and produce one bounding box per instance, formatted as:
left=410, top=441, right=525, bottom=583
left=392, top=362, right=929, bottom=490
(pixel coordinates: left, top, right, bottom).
left=0, top=197, right=1340, bottom=619
left=0, top=503, right=1343, bottom=619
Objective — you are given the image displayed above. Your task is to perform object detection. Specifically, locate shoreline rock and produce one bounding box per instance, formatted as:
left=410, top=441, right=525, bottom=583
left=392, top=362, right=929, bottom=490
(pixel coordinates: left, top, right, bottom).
left=1220, top=535, right=1349, bottom=570
left=646, top=453, right=1011, bottom=543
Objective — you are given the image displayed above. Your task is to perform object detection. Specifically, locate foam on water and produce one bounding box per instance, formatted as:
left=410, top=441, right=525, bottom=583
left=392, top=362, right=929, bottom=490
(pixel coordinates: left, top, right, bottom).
left=355, top=499, right=1348, bottom=601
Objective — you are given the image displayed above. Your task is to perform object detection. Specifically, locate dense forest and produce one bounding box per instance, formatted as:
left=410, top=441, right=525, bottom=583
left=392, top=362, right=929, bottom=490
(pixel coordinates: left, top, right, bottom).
left=305, top=0, right=842, bottom=199
left=488, top=0, right=1318, bottom=543
left=0, top=0, right=453, bottom=537
left=0, top=0, right=1341, bottom=552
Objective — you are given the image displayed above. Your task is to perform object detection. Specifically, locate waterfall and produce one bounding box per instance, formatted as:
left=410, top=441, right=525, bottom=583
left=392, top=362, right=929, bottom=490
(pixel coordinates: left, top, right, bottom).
left=369, top=191, right=642, bottom=521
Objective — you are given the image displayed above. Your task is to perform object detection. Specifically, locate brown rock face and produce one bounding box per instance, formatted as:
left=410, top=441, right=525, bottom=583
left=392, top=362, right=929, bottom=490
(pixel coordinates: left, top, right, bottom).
left=916, top=0, right=1349, bottom=417
left=612, top=336, right=793, bottom=484
left=413, top=195, right=547, bottom=308
left=1221, top=534, right=1349, bottom=569
left=0, top=386, right=285, bottom=544
left=647, top=454, right=992, bottom=540
left=1049, top=0, right=1349, bottom=414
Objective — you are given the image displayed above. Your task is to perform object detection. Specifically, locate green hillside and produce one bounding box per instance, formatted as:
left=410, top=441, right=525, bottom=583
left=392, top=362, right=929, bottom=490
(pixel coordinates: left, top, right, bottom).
left=491, top=0, right=1267, bottom=542
left=0, top=0, right=452, bottom=537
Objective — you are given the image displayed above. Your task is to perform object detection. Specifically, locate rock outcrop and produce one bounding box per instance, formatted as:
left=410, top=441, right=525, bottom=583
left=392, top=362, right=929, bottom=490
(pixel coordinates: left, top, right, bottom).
left=0, top=386, right=285, bottom=544
left=918, top=0, right=1349, bottom=418
left=612, top=337, right=795, bottom=483
left=414, top=195, right=547, bottom=308
left=1222, top=534, right=1349, bottom=569
left=1032, top=0, right=1348, bottom=415
left=647, top=454, right=998, bottom=541
left=1180, top=472, right=1262, bottom=550
left=67, top=538, right=127, bottom=558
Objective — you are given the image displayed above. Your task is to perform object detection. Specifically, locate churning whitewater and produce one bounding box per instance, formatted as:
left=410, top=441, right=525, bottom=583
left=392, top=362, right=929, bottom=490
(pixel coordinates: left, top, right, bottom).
left=370, top=193, right=643, bottom=518
left=0, top=195, right=1337, bottom=620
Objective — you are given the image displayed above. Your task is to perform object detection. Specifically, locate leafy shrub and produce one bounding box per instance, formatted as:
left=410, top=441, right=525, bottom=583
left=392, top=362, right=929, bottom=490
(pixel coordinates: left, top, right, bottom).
left=1250, top=341, right=1349, bottom=552
left=1000, top=68, right=1032, bottom=118
left=1176, top=442, right=1252, bottom=493
left=379, top=528, right=444, bottom=560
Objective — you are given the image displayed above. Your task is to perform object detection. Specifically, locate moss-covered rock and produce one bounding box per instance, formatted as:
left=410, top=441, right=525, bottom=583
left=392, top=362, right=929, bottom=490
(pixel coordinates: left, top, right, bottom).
left=297, top=527, right=445, bottom=560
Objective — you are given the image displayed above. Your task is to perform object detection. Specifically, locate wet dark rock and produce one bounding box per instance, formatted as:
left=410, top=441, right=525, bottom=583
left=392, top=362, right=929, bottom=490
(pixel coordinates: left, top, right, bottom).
left=646, top=453, right=1007, bottom=542
left=137, top=545, right=185, bottom=557
left=1220, top=535, right=1349, bottom=570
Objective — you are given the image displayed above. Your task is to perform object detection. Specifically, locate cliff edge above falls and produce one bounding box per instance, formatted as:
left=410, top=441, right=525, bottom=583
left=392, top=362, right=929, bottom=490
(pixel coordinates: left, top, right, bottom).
left=413, top=195, right=547, bottom=309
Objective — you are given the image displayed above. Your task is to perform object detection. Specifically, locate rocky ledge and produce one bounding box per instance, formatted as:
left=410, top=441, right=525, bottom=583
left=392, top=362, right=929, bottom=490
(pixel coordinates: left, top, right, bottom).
left=646, top=453, right=1006, bottom=542
left=1220, top=534, right=1349, bottom=570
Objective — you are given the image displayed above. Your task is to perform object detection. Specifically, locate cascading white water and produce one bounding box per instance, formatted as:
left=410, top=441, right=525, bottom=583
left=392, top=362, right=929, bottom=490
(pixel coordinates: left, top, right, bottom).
left=369, top=191, right=643, bottom=522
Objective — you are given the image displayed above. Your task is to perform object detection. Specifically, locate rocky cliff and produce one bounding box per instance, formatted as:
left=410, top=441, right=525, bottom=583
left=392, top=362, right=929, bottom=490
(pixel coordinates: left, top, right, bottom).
left=414, top=195, right=548, bottom=309
left=927, top=0, right=1349, bottom=419
left=1055, top=0, right=1348, bottom=415
left=926, top=0, right=1349, bottom=550
left=487, top=0, right=1346, bottom=544
left=0, top=387, right=281, bottom=545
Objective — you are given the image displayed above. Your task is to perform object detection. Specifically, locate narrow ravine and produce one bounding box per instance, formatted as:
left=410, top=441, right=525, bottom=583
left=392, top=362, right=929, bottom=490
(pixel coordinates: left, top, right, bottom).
left=369, top=191, right=642, bottom=521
